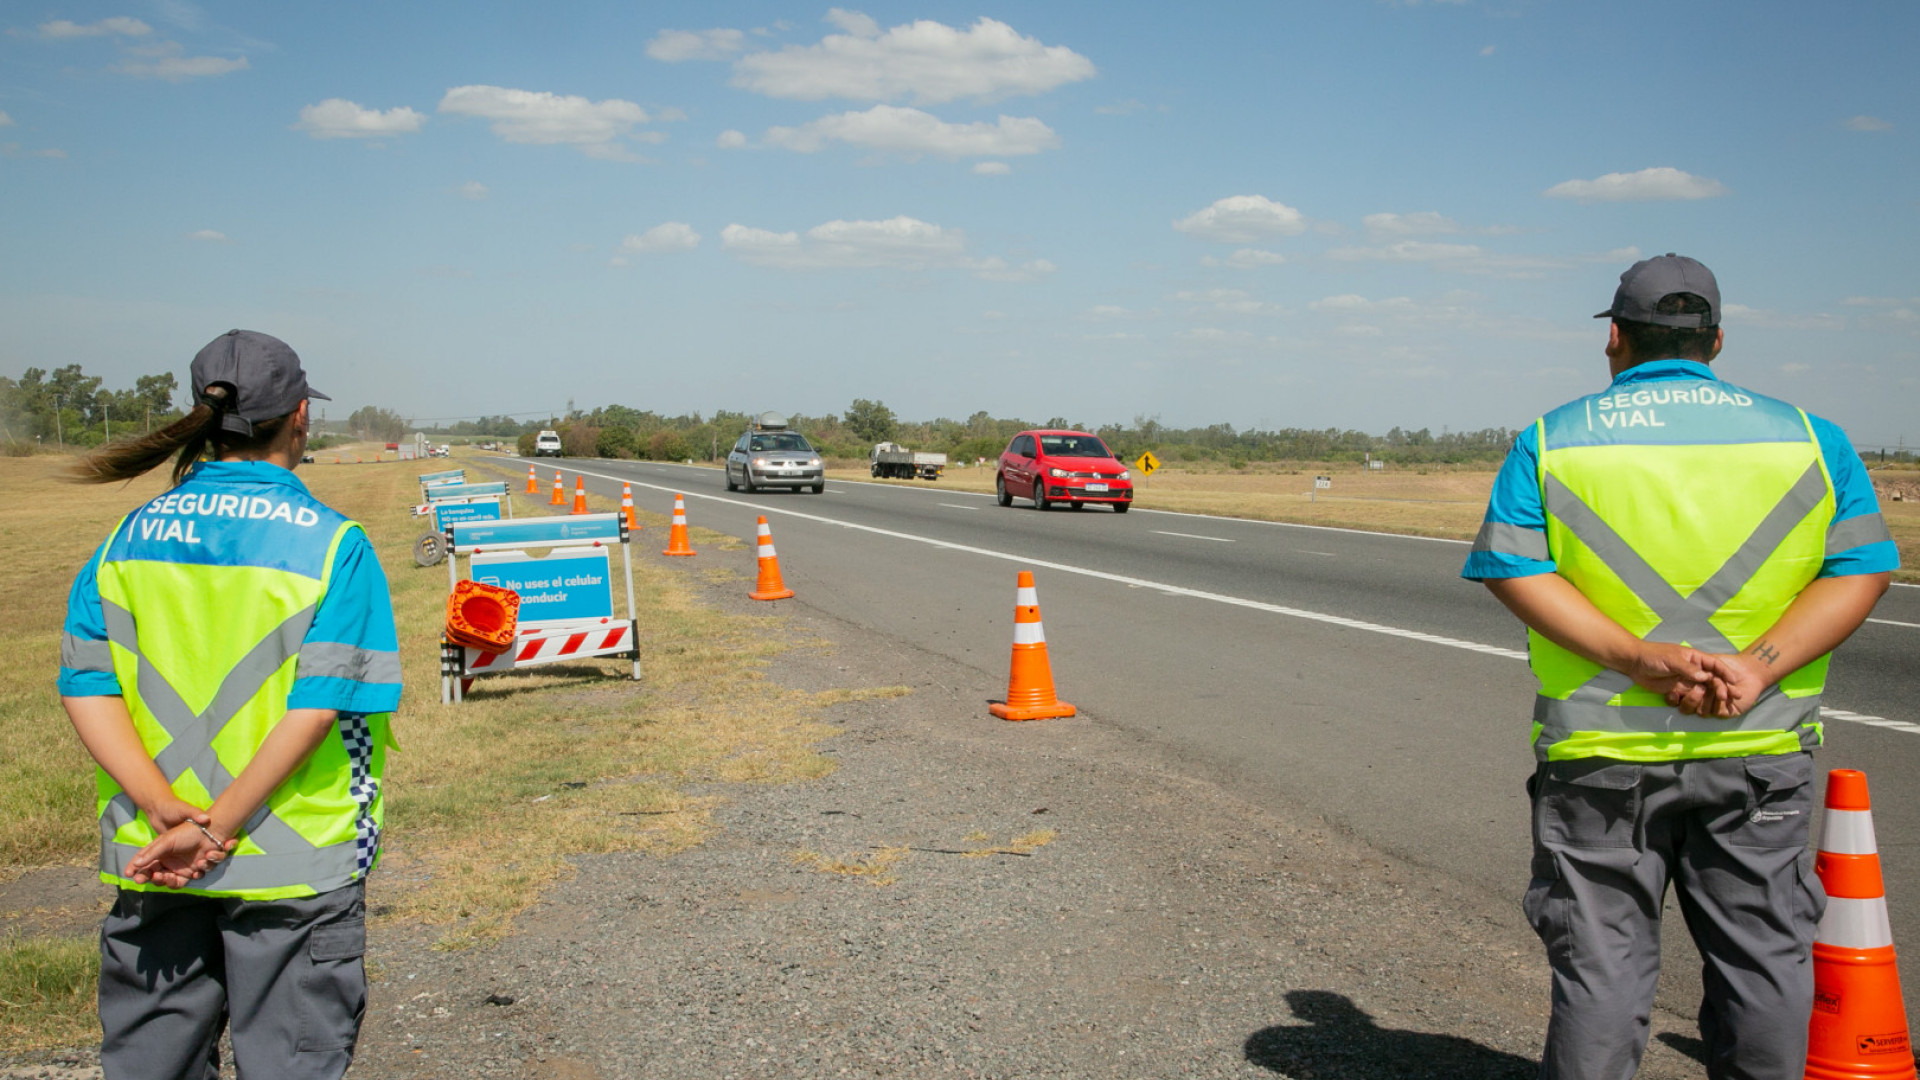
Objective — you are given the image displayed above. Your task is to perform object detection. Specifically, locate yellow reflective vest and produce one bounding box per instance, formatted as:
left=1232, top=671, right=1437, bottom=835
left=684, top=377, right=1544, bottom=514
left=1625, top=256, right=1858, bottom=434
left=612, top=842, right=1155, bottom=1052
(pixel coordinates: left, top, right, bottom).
left=88, top=470, right=392, bottom=899
left=1529, top=370, right=1835, bottom=762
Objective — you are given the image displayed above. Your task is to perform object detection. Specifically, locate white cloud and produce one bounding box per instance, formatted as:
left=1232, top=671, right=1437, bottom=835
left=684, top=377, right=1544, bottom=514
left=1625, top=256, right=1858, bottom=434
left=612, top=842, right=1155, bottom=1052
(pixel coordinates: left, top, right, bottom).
left=1721, top=303, right=1842, bottom=331
left=825, top=8, right=881, bottom=37
left=1, top=143, right=66, bottom=159
left=764, top=104, right=1057, bottom=158
left=1363, top=211, right=1461, bottom=237
left=293, top=99, right=427, bottom=139
left=439, top=86, right=653, bottom=158
left=973, top=161, right=1010, bottom=175
left=1843, top=115, right=1893, bottom=133
left=716, top=129, right=748, bottom=148
left=1094, top=99, right=1147, bottom=116
left=1173, top=288, right=1282, bottom=315
left=1327, top=242, right=1585, bottom=279
left=1087, top=305, right=1131, bottom=319
left=1544, top=166, right=1728, bottom=202
left=1200, top=248, right=1286, bottom=269
left=1479, top=44, right=1496, bottom=56
left=647, top=28, right=747, bottom=62
left=730, top=15, right=1096, bottom=104
left=0, top=111, right=11, bottom=128
left=1173, top=195, right=1307, bottom=244
left=456, top=181, right=488, bottom=200
left=722, top=215, right=976, bottom=271
left=188, top=229, right=228, bottom=242
left=1311, top=294, right=1415, bottom=312
left=621, top=222, right=702, bottom=253
left=39, top=16, right=151, bottom=38
left=969, top=257, right=1054, bottom=283
left=116, top=42, right=248, bottom=81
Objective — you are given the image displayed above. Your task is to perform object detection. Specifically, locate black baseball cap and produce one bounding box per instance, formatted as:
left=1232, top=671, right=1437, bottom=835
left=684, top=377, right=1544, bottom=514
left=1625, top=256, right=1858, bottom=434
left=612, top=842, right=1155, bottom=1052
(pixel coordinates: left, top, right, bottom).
left=1594, top=253, right=1721, bottom=328
left=189, top=329, right=329, bottom=436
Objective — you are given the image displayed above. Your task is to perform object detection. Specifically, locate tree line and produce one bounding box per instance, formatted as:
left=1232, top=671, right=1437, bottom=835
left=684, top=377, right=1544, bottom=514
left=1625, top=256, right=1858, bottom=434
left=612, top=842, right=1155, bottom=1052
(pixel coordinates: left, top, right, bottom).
left=494, top=398, right=1518, bottom=466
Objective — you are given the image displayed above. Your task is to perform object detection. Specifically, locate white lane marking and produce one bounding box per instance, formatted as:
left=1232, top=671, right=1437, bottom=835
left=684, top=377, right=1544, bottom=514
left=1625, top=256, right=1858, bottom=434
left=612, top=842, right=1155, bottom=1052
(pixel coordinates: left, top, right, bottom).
left=1866, top=618, right=1919, bottom=629
left=507, top=459, right=1915, bottom=736
left=939, top=503, right=980, bottom=511
left=1302, top=551, right=1339, bottom=557
left=1893, top=582, right=1919, bottom=589
left=547, top=461, right=1527, bottom=661
left=1154, top=530, right=1234, bottom=543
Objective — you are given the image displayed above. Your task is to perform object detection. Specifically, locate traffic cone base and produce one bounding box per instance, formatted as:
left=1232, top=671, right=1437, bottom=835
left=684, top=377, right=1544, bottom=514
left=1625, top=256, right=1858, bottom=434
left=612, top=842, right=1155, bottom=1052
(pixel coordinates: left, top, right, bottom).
left=550, top=471, right=565, bottom=506
left=749, top=516, right=795, bottom=601
left=988, top=571, right=1074, bottom=721
left=1806, top=768, right=1915, bottom=1080
left=662, top=494, right=696, bottom=556
left=570, top=476, right=588, bottom=515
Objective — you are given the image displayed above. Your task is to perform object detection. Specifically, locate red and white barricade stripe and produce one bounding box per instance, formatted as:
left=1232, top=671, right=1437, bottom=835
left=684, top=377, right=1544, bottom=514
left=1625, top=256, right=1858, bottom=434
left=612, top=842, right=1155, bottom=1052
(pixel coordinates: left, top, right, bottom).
left=463, top=620, right=636, bottom=676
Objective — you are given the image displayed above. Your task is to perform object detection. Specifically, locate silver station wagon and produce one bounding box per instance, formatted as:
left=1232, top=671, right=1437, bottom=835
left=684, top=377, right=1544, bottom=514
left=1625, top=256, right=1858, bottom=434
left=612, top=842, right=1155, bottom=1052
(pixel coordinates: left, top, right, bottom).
left=725, top=413, right=825, bottom=494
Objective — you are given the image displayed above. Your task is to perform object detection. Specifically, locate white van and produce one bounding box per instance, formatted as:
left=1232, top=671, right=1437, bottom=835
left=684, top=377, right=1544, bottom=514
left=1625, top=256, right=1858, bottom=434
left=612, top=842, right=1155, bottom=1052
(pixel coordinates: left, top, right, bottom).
left=533, top=430, right=563, bottom=457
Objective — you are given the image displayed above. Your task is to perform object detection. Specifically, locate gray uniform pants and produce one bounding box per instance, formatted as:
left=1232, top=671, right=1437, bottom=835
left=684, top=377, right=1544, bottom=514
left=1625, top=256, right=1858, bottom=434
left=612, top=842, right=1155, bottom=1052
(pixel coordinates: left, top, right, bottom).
left=98, top=881, right=367, bottom=1080
left=1525, top=753, right=1825, bottom=1080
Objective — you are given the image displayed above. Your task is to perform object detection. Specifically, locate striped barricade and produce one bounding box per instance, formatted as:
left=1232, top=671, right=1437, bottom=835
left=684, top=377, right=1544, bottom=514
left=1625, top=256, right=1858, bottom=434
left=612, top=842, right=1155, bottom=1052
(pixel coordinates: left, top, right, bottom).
left=438, top=512, right=641, bottom=703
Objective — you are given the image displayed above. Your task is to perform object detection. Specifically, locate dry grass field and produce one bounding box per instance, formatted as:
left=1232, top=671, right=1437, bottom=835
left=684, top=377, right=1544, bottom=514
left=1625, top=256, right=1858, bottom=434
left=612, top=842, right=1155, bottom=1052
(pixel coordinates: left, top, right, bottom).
left=0, top=449, right=887, bottom=1051
left=833, top=459, right=1920, bottom=579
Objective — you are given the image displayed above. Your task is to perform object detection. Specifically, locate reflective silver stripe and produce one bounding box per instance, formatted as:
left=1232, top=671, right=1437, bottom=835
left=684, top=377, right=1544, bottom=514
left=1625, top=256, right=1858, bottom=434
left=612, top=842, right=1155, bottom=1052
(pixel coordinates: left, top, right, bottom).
left=1536, top=690, right=1818, bottom=736
left=1470, top=521, right=1549, bottom=561
left=60, top=633, right=114, bottom=673
left=95, top=598, right=356, bottom=892
left=1826, top=512, right=1892, bottom=556
left=297, top=641, right=402, bottom=684
left=1688, top=462, right=1829, bottom=615
left=103, top=839, right=361, bottom=894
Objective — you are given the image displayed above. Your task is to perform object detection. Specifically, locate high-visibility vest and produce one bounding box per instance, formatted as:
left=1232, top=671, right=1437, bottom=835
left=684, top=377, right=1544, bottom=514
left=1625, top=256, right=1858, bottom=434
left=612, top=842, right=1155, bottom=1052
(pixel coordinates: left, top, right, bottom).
left=90, top=474, right=392, bottom=899
left=1528, top=372, right=1837, bottom=762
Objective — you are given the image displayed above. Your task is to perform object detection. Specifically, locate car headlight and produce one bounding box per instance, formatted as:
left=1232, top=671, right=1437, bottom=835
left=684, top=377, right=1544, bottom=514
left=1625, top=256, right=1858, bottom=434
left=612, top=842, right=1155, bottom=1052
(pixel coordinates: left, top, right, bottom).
left=753, top=457, right=769, bottom=468
left=1117, top=470, right=1130, bottom=480
left=1049, top=467, right=1068, bottom=478
left=808, top=458, right=821, bottom=467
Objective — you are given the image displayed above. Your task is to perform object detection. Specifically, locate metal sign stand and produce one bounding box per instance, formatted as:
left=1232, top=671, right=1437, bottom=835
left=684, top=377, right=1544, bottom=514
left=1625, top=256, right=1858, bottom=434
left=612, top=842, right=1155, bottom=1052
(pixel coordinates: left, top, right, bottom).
left=439, top=512, right=641, bottom=704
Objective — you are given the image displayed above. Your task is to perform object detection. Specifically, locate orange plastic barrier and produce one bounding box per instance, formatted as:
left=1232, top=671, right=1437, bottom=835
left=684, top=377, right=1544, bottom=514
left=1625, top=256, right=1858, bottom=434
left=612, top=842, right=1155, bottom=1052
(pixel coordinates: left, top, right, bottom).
left=1807, top=769, right=1915, bottom=1080
left=445, top=579, right=521, bottom=654
left=988, top=571, right=1076, bottom=721
left=748, top=516, right=795, bottom=601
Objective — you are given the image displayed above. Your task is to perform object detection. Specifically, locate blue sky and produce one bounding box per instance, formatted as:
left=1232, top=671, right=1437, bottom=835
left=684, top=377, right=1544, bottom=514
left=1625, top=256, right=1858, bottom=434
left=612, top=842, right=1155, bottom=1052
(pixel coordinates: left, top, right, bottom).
left=2, top=2, right=1914, bottom=444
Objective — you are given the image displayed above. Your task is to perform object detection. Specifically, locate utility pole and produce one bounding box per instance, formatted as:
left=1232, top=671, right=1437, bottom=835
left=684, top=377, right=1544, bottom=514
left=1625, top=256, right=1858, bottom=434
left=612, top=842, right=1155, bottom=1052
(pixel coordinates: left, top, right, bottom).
left=54, top=395, right=63, bottom=447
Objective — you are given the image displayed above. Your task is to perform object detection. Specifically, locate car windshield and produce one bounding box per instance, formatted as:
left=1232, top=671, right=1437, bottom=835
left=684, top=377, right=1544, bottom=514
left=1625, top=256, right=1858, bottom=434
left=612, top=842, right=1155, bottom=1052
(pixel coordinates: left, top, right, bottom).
left=1037, top=435, right=1113, bottom=458
left=750, top=433, right=813, bottom=453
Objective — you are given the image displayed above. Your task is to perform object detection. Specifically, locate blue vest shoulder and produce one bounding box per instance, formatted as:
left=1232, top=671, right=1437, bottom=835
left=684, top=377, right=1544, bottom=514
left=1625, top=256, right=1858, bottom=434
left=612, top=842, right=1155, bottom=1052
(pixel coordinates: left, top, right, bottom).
left=105, top=472, right=352, bottom=581
left=1540, top=377, right=1811, bottom=451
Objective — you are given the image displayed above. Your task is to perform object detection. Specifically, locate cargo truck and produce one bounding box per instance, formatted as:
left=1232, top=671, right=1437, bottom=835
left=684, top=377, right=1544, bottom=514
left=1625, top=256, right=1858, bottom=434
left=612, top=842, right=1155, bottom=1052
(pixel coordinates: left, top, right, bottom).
left=869, top=442, right=946, bottom=480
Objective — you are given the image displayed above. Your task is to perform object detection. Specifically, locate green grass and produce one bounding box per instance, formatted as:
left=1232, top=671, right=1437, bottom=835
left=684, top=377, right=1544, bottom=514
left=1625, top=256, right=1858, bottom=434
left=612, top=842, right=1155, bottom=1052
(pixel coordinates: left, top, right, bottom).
left=0, top=935, right=98, bottom=1053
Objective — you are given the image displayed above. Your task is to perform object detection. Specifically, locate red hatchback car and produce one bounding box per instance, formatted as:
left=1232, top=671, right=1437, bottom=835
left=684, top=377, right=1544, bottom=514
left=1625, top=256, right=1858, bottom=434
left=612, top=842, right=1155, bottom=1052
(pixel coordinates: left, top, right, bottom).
left=997, top=430, right=1134, bottom=512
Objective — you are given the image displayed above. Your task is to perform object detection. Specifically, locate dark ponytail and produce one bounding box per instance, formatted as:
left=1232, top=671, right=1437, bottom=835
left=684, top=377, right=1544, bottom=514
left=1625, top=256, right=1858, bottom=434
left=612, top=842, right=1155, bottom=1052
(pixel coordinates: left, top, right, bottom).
left=71, top=385, right=289, bottom=487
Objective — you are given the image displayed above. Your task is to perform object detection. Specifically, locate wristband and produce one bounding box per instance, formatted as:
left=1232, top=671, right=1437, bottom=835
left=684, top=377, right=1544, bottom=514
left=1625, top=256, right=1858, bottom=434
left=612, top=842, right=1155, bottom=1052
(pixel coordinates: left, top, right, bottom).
left=191, top=821, right=225, bottom=847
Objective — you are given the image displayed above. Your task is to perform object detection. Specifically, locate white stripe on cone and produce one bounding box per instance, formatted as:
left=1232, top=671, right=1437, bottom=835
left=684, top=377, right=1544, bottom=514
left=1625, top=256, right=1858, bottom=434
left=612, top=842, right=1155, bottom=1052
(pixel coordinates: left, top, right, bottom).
left=1016, top=586, right=1039, bottom=606
left=1013, top=621, right=1046, bottom=645
left=1819, top=895, right=1896, bottom=950
left=1822, top=809, right=1878, bottom=856
left=758, top=542, right=777, bottom=557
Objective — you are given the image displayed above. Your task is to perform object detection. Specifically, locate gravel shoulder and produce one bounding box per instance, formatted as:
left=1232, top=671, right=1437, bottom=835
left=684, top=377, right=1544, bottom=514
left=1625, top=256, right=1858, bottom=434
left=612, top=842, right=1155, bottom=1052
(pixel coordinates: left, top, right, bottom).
left=344, top=568, right=1713, bottom=1080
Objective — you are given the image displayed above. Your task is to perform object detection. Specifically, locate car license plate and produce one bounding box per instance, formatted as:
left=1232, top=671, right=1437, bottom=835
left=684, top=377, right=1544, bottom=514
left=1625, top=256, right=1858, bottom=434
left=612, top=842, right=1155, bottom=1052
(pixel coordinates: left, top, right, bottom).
left=780, top=469, right=799, bottom=476
left=1086, top=483, right=1109, bottom=493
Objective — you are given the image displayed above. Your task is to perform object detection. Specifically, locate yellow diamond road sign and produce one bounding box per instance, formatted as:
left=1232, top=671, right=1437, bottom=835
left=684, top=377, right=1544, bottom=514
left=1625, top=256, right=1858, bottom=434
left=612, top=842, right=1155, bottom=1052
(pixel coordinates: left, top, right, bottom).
left=1134, top=450, right=1160, bottom=477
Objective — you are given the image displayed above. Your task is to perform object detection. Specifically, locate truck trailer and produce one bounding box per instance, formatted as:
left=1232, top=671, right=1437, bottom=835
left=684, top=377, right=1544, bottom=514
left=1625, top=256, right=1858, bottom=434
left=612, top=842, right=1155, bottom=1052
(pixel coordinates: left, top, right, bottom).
left=869, top=442, right=946, bottom=480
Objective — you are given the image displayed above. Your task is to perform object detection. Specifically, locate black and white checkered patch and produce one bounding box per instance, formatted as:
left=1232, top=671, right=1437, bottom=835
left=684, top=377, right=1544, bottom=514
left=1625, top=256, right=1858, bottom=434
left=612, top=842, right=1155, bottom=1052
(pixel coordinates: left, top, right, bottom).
left=338, top=713, right=380, bottom=874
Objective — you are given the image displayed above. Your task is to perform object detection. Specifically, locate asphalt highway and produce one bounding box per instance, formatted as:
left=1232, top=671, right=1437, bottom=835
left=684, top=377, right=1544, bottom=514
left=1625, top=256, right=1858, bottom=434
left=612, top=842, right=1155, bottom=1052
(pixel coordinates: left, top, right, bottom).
left=508, top=455, right=1920, bottom=1021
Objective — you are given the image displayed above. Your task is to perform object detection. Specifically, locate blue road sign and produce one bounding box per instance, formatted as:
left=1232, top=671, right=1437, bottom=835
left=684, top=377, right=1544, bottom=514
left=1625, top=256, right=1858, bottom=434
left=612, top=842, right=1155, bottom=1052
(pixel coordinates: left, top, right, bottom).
left=471, top=549, right=614, bottom=625
left=451, top=514, right=622, bottom=551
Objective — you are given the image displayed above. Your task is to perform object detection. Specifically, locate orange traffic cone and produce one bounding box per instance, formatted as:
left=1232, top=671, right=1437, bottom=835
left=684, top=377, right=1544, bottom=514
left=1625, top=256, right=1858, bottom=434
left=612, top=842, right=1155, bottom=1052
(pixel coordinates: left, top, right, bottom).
left=550, top=470, right=565, bottom=506
left=621, top=482, right=640, bottom=531
left=526, top=463, right=538, bottom=494
left=662, top=494, right=696, bottom=556
left=1807, top=769, right=1915, bottom=1079
left=988, top=571, right=1076, bottom=721
left=570, top=476, right=588, bottom=515
left=748, top=516, right=795, bottom=601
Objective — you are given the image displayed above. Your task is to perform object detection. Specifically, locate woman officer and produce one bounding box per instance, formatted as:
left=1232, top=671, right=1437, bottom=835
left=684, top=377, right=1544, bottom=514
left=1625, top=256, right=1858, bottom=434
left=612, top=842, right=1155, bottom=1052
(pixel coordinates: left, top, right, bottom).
left=58, top=329, right=401, bottom=1080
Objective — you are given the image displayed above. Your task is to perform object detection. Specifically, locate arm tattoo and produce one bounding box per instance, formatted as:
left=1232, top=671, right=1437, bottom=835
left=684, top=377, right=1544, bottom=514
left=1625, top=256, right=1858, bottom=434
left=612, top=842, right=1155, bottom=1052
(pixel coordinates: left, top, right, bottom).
left=1749, top=638, right=1781, bottom=667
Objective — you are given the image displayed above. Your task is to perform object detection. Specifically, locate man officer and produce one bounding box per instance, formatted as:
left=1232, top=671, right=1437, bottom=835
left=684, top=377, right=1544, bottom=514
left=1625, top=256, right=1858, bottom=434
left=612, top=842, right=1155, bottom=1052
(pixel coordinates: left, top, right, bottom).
left=1462, top=254, right=1897, bottom=1079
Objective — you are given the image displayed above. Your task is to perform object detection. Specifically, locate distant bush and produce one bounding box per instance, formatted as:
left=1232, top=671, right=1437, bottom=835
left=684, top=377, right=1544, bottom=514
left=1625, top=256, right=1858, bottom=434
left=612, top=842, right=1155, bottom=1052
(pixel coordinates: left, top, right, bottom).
left=517, top=432, right=537, bottom=456
left=596, top=426, right=635, bottom=459
left=647, top=430, right=692, bottom=462
left=2, top=439, right=39, bottom=457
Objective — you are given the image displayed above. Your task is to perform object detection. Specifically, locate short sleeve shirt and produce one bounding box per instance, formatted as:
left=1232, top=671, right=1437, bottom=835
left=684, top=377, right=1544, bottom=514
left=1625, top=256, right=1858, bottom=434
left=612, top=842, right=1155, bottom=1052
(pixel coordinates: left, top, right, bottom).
left=1461, top=359, right=1899, bottom=582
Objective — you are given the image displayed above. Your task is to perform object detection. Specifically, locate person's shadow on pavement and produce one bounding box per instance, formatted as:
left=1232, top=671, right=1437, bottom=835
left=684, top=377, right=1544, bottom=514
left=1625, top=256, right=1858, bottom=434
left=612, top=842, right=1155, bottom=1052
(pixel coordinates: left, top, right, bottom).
left=1245, top=990, right=1538, bottom=1078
